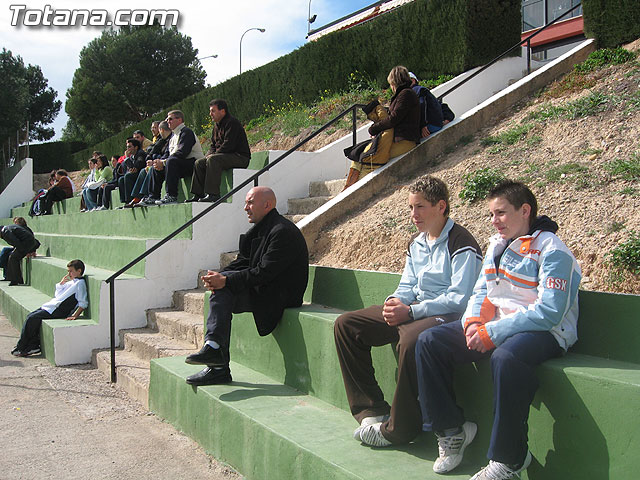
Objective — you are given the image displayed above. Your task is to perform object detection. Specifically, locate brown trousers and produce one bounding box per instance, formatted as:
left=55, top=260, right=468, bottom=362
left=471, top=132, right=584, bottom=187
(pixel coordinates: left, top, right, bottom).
left=191, top=152, right=250, bottom=196
left=334, top=305, right=459, bottom=444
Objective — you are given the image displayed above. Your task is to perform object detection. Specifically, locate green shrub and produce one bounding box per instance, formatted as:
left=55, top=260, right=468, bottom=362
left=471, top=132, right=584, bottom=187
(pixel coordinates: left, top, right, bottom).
left=607, top=230, right=640, bottom=275
left=575, top=47, right=637, bottom=73
left=583, top=0, right=640, bottom=48
left=481, top=124, right=534, bottom=148
left=459, top=167, right=506, bottom=203
left=545, top=162, right=589, bottom=182
left=605, top=153, right=640, bottom=179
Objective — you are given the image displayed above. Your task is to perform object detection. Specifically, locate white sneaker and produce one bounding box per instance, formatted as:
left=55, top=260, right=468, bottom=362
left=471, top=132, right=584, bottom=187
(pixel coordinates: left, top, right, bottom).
left=95, top=206, right=106, bottom=211
left=470, top=451, right=532, bottom=479
left=433, top=421, right=477, bottom=474
left=358, top=422, right=392, bottom=447
left=353, top=414, right=390, bottom=440
left=155, top=195, right=178, bottom=205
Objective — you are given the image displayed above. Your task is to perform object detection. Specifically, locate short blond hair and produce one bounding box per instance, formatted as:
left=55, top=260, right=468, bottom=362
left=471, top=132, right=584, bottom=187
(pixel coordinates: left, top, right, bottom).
left=387, top=66, right=410, bottom=89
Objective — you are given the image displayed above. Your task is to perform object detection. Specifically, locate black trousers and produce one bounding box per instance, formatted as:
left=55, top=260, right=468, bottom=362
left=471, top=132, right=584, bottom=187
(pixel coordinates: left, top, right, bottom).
left=205, top=274, right=253, bottom=350
left=16, top=295, right=78, bottom=351
left=42, top=186, right=69, bottom=214
left=150, top=158, right=195, bottom=198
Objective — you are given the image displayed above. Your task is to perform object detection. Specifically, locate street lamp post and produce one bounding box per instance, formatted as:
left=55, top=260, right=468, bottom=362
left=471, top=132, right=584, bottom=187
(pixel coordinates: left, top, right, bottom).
left=198, top=54, right=218, bottom=61
left=239, top=27, right=265, bottom=74
left=307, top=0, right=317, bottom=35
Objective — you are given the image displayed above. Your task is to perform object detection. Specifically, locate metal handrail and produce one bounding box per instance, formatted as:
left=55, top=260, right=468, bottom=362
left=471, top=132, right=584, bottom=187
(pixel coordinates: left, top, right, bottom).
left=437, top=2, right=582, bottom=101
left=105, top=103, right=365, bottom=382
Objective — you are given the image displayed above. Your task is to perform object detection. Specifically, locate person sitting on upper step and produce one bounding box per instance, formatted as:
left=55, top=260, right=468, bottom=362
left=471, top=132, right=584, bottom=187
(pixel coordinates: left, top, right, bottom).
left=83, top=155, right=113, bottom=211
left=11, top=259, right=88, bottom=357
left=116, top=138, right=147, bottom=206
left=97, top=154, right=126, bottom=210
left=334, top=175, right=482, bottom=448
left=415, top=180, right=581, bottom=480
left=184, top=186, right=309, bottom=386
left=186, top=99, right=251, bottom=204
left=133, top=129, right=152, bottom=151
left=408, top=71, right=444, bottom=139
left=144, top=110, right=205, bottom=206
left=343, top=65, right=420, bottom=191
left=125, top=121, right=173, bottom=208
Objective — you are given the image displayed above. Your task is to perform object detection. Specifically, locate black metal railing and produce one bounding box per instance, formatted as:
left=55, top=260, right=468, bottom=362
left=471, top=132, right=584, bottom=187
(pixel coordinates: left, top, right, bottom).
left=437, top=2, right=582, bottom=102
left=105, top=103, right=365, bottom=382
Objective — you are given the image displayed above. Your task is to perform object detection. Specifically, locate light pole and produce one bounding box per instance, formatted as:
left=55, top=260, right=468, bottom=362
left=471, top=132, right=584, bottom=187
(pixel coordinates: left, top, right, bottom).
left=307, top=0, right=317, bottom=35
left=239, top=27, right=265, bottom=74
left=198, top=54, right=218, bottom=61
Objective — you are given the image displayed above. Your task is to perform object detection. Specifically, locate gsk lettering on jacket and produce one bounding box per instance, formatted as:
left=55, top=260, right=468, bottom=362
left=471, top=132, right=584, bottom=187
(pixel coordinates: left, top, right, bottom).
left=545, top=276, right=567, bottom=291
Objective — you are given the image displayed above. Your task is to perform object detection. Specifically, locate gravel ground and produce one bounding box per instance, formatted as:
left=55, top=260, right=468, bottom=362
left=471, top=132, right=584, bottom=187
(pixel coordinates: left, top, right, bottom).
left=0, top=311, right=241, bottom=480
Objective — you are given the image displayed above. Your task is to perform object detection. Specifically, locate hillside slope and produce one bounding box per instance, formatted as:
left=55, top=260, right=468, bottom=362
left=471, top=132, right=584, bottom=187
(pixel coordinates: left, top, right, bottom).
left=311, top=41, right=640, bottom=294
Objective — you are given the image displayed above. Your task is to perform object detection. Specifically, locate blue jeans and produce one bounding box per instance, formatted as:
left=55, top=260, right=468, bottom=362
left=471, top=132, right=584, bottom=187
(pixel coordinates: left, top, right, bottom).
left=83, top=188, right=99, bottom=210
left=131, top=168, right=151, bottom=199
left=415, top=320, right=562, bottom=465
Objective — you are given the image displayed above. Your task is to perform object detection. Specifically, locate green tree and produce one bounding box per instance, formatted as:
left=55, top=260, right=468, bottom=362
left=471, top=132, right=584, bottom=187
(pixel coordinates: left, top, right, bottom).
left=0, top=48, right=61, bottom=166
left=64, top=25, right=206, bottom=143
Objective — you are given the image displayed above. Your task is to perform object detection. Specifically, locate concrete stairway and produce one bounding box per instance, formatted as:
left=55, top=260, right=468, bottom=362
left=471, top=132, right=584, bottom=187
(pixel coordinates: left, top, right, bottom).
left=286, top=178, right=345, bottom=224
left=94, top=287, right=206, bottom=407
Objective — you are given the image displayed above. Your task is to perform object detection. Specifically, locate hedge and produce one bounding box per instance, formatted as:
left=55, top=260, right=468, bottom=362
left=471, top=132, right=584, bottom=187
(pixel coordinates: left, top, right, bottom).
left=583, top=0, right=640, bottom=48
left=70, top=0, right=521, bottom=165
left=29, top=141, right=87, bottom=173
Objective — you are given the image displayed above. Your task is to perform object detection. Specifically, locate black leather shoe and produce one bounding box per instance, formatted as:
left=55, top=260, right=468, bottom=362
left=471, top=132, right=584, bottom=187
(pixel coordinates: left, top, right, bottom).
left=185, top=195, right=201, bottom=203
left=185, top=344, right=229, bottom=366
left=186, top=366, right=232, bottom=385
left=199, top=194, right=221, bottom=203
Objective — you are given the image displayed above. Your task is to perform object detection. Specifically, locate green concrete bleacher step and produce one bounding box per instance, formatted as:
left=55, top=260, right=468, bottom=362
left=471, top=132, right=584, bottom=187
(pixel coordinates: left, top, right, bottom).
left=35, top=232, right=149, bottom=276
left=150, top=356, right=477, bottom=480
left=12, top=203, right=194, bottom=240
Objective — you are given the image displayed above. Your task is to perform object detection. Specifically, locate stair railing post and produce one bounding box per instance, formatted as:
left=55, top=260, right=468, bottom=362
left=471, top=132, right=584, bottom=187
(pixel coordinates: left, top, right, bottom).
left=527, top=39, right=532, bottom=75
left=352, top=106, right=357, bottom=146
left=109, top=279, right=116, bottom=382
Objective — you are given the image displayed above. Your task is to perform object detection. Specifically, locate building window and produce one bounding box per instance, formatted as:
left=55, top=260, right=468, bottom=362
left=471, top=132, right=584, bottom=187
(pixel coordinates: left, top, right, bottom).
left=522, top=0, right=582, bottom=32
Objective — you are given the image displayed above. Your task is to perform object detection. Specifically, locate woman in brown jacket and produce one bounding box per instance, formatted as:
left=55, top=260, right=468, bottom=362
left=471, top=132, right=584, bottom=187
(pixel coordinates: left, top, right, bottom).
left=344, top=66, right=420, bottom=189
left=42, top=169, right=74, bottom=215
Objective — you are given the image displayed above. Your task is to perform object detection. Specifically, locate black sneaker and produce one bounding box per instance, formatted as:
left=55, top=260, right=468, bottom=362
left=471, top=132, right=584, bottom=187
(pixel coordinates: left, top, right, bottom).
left=11, top=347, right=25, bottom=357
left=184, top=195, right=202, bottom=203
left=25, top=347, right=41, bottom=356
left=185, top=344, right=229, bottom=366
left=186, top=366, right=232, bottom=385
left=199, top=194, right=221, bottom=203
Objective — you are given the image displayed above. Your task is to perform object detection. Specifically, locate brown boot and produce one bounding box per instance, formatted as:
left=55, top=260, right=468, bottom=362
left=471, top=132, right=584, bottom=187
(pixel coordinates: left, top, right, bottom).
left=342, top=168, right=360, bottom=191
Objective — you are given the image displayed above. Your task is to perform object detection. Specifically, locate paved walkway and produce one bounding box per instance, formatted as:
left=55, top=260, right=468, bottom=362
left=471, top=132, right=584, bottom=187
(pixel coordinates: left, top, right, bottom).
left=0, top=312, right=240, bottom=480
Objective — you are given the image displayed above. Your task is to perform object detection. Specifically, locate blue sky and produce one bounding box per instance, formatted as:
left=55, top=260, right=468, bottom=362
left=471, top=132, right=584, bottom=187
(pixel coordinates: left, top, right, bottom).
left=0, top=0, right=376, bottom=141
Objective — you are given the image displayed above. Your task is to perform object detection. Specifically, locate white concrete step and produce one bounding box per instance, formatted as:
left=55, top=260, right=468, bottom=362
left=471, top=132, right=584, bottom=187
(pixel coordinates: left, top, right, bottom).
left=94, top=349, right=150, bottom=408
left=309, top=178, right=345, bottom=197
left=173, top=288, right=207, bottom=316
left=121, top=327, right=198, bottom=362
left=147, top=308, right=204, bottom=349
left=288, top=196, right=332, bottom=215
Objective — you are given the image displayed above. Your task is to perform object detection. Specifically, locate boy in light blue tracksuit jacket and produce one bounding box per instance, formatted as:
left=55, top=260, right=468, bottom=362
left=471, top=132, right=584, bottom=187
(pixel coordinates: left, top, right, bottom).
left=415, top=180, right=581, bottom=480
left=334, top=175, right=483, bottom=448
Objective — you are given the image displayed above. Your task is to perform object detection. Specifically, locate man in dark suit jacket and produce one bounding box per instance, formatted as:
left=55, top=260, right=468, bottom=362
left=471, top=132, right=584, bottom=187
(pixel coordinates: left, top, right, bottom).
left=0, top=224, right=39, bottom=285
left=185, top=186, right=309, bottom=385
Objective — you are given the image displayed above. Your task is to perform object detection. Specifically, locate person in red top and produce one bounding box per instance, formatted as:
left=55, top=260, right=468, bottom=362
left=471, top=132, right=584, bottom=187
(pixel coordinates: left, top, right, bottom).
left=42, top=170, right=73, bottom=215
